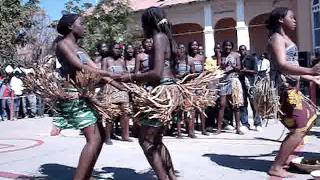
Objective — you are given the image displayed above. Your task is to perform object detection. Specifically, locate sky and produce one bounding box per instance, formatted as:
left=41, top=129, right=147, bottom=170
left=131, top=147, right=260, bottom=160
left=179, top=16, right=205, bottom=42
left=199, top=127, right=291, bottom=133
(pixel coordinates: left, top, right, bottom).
left=39, top=0, right=97, bottom=20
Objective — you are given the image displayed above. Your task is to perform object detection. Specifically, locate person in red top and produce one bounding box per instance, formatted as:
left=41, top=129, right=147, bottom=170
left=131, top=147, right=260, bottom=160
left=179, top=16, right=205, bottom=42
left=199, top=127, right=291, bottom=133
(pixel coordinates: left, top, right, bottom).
left=0, top=73, right=12, bottom=121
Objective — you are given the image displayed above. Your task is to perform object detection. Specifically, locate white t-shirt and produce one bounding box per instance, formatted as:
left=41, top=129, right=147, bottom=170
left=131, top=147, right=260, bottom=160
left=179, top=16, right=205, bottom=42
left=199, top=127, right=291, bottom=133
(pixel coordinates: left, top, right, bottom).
left=10, top=76, right=24, bottom=96
left=256, top=58, right=270, bottom=73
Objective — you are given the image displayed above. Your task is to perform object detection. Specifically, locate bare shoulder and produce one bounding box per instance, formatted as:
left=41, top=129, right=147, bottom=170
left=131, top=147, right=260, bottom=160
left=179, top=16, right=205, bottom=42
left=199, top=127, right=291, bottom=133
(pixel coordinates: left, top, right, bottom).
left=269, top=33, right=284, bottom=45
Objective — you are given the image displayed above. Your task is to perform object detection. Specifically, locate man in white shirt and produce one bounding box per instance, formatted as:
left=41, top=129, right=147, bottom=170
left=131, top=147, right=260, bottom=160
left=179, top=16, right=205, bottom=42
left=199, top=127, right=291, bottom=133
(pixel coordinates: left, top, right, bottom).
left=10, top=69, right=25, bottom=119
left=256, top=53, right=270, bottom=77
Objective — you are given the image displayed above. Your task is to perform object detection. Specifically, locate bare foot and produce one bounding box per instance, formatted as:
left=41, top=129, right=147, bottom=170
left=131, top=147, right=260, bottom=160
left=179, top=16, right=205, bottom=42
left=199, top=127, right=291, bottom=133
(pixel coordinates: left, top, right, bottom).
left=268, top=167, right=294, bottom=178
left=50, top=125, right=60, bottom=136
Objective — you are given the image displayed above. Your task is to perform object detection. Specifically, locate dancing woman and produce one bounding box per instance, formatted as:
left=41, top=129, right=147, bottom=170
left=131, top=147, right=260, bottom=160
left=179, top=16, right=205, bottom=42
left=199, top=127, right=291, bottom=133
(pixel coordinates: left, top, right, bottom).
left=187, top=40, right=208, bottom=135
left=216, top=40, right=243, bottom=134
left=119, top=7, right=177, bottom=180
left=55, top=14, right=121, bottom=180
left=266, top=7, right=320, bottom=177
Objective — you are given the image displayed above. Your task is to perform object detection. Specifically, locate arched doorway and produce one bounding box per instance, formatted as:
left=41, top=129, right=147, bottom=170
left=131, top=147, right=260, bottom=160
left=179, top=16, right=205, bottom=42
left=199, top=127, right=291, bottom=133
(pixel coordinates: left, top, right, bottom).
left=172, top=23, right=204, bottom=48
left=249, top=13, right=270, bottom=55
left=214, top=18, right=237, bottom=48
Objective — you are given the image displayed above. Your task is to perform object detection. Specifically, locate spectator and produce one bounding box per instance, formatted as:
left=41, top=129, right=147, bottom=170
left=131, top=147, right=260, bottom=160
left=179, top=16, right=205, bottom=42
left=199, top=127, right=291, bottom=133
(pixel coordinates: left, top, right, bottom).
left=238, top=45, right=262, bottom=131
left=10, top=69, right=25, bottom=119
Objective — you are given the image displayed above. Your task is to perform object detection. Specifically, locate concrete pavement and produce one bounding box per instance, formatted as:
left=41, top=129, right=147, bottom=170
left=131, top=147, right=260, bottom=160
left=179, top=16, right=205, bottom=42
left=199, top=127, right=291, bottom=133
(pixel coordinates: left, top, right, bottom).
left=1, top=117, right=320, bottom=180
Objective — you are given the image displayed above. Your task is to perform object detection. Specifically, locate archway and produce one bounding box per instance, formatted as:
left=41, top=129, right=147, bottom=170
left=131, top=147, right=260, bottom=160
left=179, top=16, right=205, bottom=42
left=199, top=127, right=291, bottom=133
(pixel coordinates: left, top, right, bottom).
left=172, top=23, right=204, bottom=48
left=214, top=18, right=237, bottom=48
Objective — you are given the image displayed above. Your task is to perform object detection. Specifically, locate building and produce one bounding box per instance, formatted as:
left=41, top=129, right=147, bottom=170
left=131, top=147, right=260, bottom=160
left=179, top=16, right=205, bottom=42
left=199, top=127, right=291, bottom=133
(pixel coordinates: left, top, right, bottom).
left=129, top=0, right=318, bottom=58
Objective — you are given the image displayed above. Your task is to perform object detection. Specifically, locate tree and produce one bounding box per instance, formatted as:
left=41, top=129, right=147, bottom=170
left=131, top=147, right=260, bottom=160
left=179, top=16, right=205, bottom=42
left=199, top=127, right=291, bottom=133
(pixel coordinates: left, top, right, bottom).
left=0, top=0, right=40, bottom=70
left=63, top=0, right=134, bottom=56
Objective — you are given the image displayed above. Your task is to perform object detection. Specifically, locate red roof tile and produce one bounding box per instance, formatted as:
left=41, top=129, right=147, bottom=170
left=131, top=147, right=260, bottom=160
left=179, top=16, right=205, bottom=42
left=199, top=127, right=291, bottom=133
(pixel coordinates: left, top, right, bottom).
left=129, top=0, right=200, bottom=11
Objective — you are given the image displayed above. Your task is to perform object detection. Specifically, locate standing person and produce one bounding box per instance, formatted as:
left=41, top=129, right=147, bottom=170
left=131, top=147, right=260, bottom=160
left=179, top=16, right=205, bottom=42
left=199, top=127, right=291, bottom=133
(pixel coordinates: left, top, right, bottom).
left=118, top=7, right=177, bottom=180
left=103, top=42, right=131, bottom=142
left=124, top=44, right=136, bottom=73
left=216, top=40, right=244, bottom=134
left=10, top=69, right=25, bottom=119
left=188, top=40, right=208, bottom=135
left=256, top=52, right=271, bottom=78
left=175, top=43, right=195, bottom=138
left=238, top=45, right=262, bottom=131
left=0, top=73, right=11, bottom=121
left=135, top=38, right=153, bottom=73
left=266, top=7, right=320, bottom=177
left=95, top=42, right=109, bottom=70
left=55, top=14, right=121, bottom=180
left=198, top=45, right=205, bottom=56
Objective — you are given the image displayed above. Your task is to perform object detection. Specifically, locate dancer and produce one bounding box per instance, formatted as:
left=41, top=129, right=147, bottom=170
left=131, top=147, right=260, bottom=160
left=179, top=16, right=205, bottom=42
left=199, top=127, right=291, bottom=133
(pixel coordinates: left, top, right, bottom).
left=124, top=44, right=136, bottom=73
left=187, top=40, right=208, bottom=135
left=55, top=14, right=121, bottom=180
left=103, top=42, right=131, bottom=142
left=118, top=7, right=177, bottom=180
left=266, top=7, right=320, bottom=177
left=216, top=40, right=243, bottom=134
left=175, top=44, right=195, bottom=138
left=135, top=38, right=153, bottom=73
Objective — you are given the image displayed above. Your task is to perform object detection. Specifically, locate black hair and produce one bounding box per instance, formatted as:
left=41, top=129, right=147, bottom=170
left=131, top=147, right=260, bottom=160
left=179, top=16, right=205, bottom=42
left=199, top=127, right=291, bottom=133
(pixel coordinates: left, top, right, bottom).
left=141, top=7, right=176, bottom=63
left=222, top=40, right=234, bottom=49
left=188, top=40, right=199, bottom=55
left=107, top=41, right=122, bottom=58
left=57, top=13, right=79, bottom=36
left=266, top=7, right=289, bottom=34
left=124, top=44, right=136, bottom=60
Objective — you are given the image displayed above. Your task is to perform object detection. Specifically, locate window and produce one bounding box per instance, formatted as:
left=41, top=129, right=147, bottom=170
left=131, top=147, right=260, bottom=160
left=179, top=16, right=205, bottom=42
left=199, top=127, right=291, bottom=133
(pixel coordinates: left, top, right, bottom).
left=312, top=0, right=320, bottom=50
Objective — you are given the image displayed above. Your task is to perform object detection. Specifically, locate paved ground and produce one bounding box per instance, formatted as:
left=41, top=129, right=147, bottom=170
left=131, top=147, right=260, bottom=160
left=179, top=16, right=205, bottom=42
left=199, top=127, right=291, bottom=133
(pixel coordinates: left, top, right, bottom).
left=1, top=117, right=320, bottom=180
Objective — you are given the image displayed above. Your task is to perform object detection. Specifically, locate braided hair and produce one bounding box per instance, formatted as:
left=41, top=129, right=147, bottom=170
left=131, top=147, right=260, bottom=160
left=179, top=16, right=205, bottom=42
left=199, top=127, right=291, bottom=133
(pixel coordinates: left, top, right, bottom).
left=141, top=7, right=176, bottom=63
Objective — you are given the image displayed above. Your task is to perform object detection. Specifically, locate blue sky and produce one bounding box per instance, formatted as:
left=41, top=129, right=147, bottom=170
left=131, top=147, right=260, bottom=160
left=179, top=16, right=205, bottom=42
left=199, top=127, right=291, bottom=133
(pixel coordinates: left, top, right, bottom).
left=39, top=0, right=97, bottom=20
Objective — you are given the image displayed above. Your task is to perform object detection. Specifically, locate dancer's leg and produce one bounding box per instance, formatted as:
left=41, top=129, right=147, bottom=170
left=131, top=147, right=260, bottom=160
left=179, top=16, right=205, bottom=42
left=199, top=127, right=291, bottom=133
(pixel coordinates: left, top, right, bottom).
left=139, top=125, right=176, bottom=180
left=216, top=96, right=226, bottom=134
left=73, top=123, right=105, bottom=180
left=268, top=131, right=305, bottom=178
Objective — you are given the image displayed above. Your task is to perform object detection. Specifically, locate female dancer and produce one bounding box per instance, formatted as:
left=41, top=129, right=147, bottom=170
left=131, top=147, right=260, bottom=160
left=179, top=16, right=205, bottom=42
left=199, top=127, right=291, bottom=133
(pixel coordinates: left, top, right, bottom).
left=124, top=44, right=136, bottom=73
left=119, top=7, right=177, bottom=180
left=103, top=42, right=131, bottom=142
left=135, top=38, right=153, bottom=73
left=55, top=14, right=122, bottom=179
left=187, top=40, right=208, bottom=135
left=175, top=43, right=195, bottom=138
left=216, top=40, right=243, bottom=134
left=266, top=7, right=320, bottom=177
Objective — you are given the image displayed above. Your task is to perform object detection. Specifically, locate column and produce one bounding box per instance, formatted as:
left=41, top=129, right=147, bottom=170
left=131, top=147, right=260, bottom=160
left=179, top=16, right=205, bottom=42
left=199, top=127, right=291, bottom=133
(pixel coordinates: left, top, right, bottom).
left=236, top=0, right=250, bottom=50
left=203, top=3, right=215, bottom=57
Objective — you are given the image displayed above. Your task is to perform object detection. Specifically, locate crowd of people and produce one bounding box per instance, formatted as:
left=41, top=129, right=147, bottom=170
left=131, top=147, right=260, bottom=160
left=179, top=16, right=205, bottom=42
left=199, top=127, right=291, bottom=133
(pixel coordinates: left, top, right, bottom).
left=79, top=38, right=272, bottom=140
left=0, top=65, right=45, bottom=121
left=6, top=5, right=320, bottom=180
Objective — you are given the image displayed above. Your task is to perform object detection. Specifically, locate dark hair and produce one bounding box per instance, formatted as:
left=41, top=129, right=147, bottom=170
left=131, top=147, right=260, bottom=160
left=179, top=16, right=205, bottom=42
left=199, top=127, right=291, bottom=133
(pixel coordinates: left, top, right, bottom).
left=222, top=40, right=234, bottom=49
left=266, top=7, right=289, bottom=34
left=141, top=7, right=176, bottom=61
left=57, top=14, right=79, bottom=36
left=108, top=41, right=120, bottom=57
left=124, top=44, right=136, bottom=60
left=188, top=40, right=199, bottom=55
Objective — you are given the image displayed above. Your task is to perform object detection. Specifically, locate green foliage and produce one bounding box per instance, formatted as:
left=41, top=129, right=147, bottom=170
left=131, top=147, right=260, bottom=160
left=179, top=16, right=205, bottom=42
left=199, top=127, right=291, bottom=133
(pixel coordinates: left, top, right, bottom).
left=0, top=0, right=40, bottom=69
left=63, top=0, right=135, bottom=56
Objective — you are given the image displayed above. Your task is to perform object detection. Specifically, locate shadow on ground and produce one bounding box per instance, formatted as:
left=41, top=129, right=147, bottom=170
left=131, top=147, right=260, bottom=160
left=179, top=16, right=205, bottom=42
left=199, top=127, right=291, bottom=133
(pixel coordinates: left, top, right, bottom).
left=31, top=163, right=155, bottom=180
left=203, top=153, right=272, bottom=172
